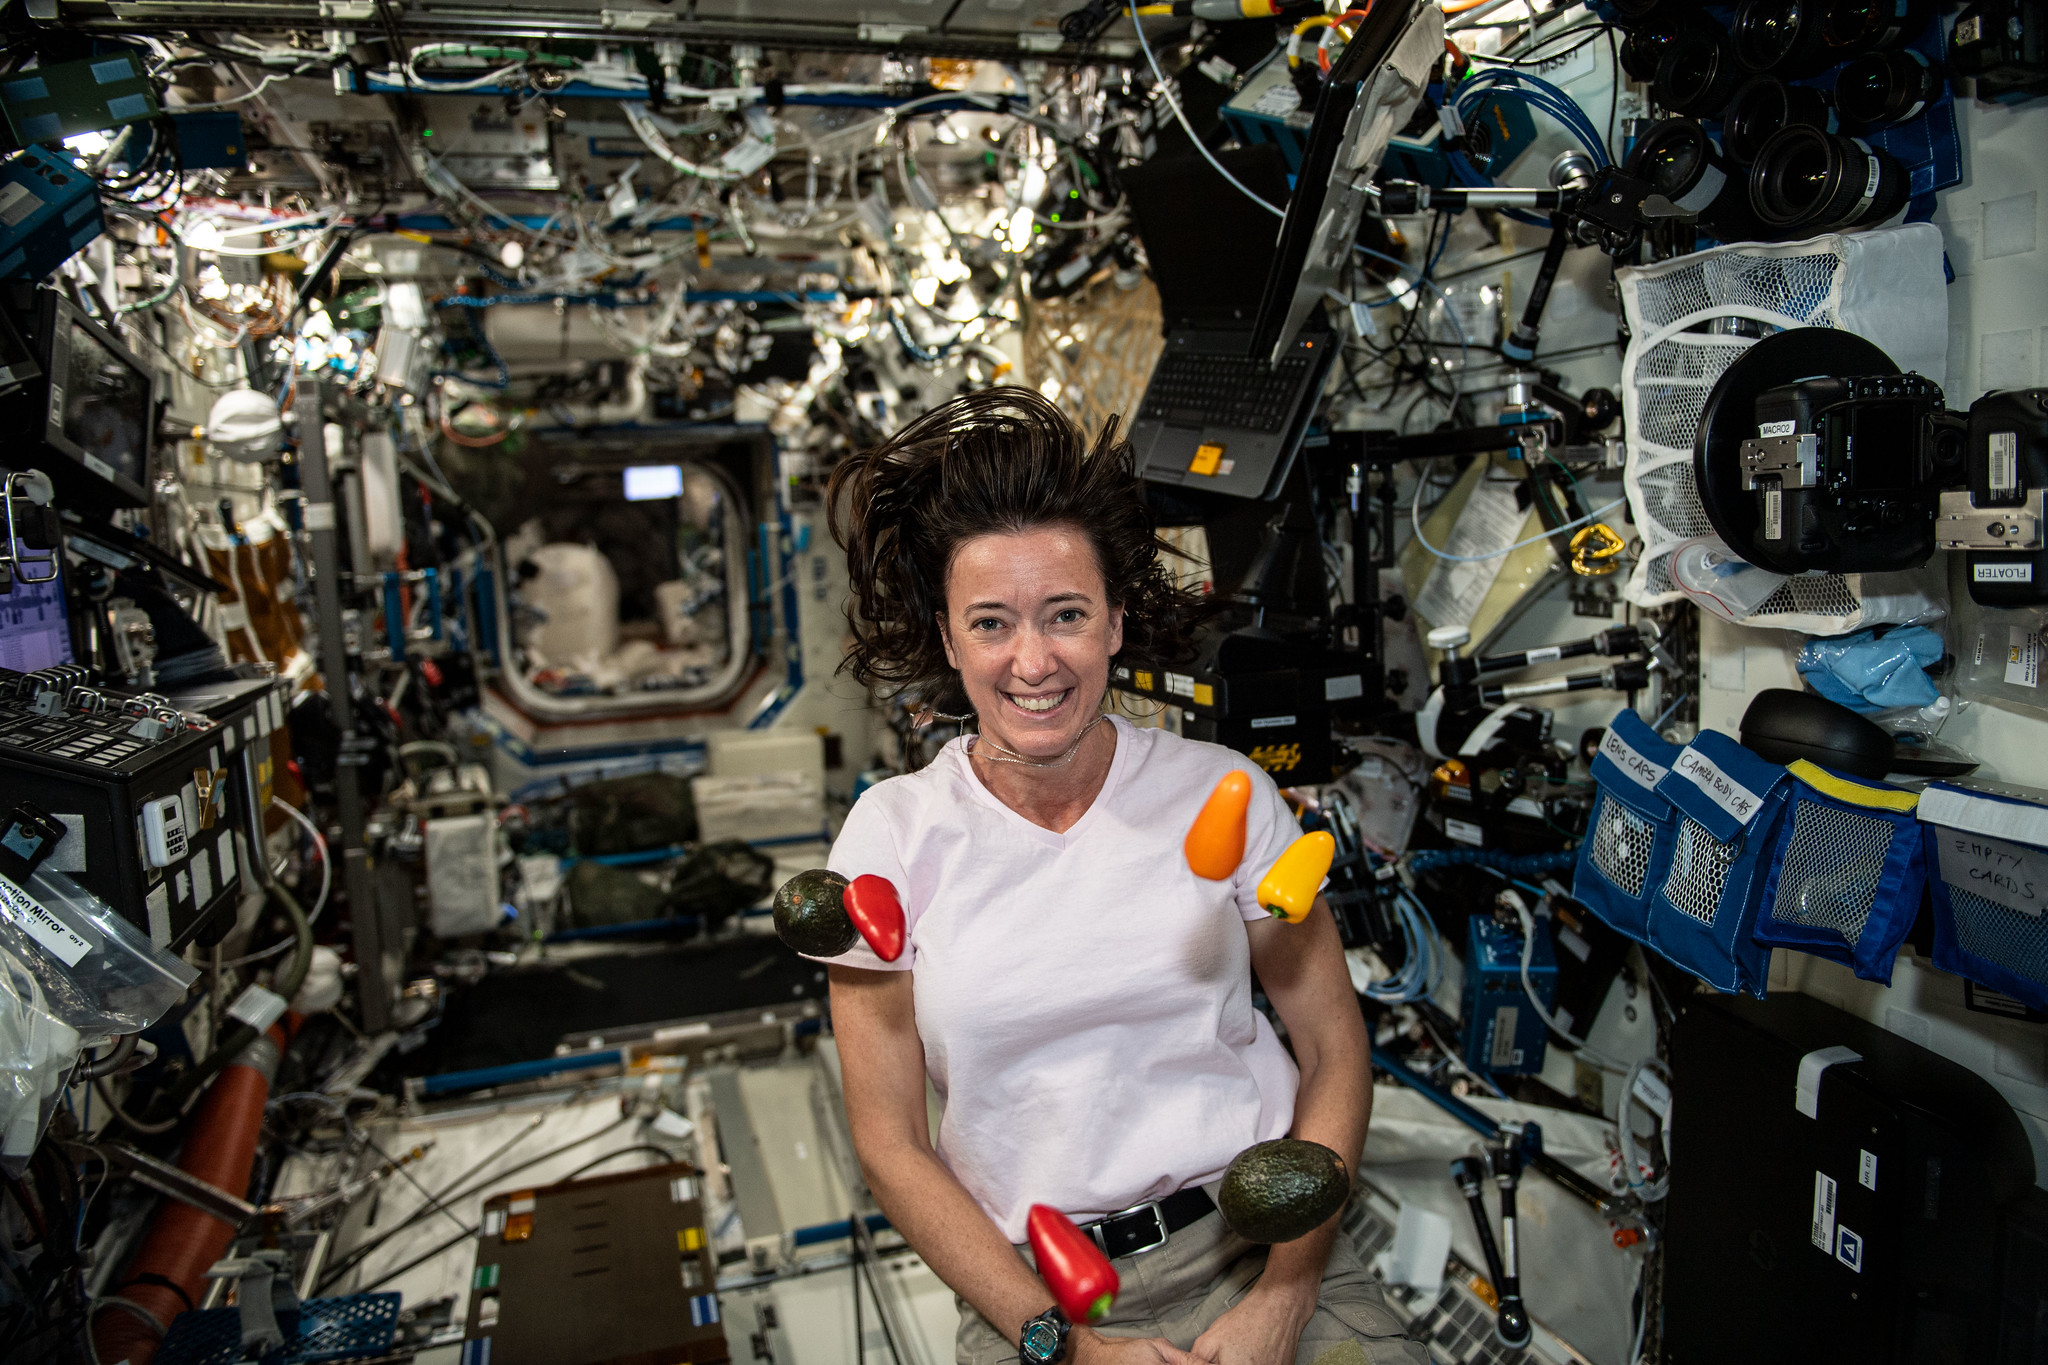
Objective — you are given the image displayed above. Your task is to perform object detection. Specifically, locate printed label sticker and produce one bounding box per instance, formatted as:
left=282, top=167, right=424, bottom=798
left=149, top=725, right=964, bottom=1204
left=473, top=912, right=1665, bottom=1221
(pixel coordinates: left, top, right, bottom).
left=1811, top=1171, right=1838, bottom=1252
left=1836, top=1226, right=1863, bottom=1273
left=0, top=876, right=93, bottom=966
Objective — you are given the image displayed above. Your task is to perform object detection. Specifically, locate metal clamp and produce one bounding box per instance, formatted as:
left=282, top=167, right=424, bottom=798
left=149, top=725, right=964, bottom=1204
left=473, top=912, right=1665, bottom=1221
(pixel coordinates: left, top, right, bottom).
left=1936, top=487, right=2044, bottom=551
left=1739, top=432, right=1822, bottom=490
left=1, top=469, right=57, bottom=585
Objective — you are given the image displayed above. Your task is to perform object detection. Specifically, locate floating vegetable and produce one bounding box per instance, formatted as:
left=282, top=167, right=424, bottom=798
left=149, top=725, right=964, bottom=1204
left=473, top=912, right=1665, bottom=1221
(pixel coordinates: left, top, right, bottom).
left=843, top=874, right=906, bottom=962
left=1026, top=1204, right=1119, bottom=1323
left=1256, top=831, right=1335, bottom=924
left=772, top=869, right=855, bottom=956
left=1217, top=1139, right=1350, bottom=1244
left=1185, top=771, right=1253, bottom=880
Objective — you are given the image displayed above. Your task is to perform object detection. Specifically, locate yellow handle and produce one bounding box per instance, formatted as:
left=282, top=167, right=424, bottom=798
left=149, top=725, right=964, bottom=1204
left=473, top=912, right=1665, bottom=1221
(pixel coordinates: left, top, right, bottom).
left=1256, top=832, right=1335, bottom=924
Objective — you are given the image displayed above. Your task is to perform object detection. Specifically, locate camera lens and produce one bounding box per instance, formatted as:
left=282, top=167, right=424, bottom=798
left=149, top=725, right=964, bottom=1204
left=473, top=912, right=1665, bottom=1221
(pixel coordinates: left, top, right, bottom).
left=1723, top=76, right=1835, bottom=163
left=1822, top=0, right=1934, bottom=56
left=1620, top=25, right=1677, bottom=80
left=1733, top=0, right=1831, bottom=76
left=1834, top=50, right=1942, bottom=127
left=1653, top=29, right=1742, bottom=116
left=1627, top=117, right=1766, bottom=241
left=1749, top=125, right=1910, bottom=236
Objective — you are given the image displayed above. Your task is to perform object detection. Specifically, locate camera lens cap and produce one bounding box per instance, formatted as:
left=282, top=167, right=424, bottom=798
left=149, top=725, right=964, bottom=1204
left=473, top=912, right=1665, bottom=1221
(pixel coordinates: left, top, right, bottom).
left=1739, top=688, right=1894, bottom=778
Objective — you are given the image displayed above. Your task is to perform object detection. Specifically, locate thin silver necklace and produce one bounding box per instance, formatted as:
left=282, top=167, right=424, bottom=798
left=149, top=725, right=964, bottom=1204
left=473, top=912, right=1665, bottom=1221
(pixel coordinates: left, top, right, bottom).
left=969, top=712, right=1109, bottom=769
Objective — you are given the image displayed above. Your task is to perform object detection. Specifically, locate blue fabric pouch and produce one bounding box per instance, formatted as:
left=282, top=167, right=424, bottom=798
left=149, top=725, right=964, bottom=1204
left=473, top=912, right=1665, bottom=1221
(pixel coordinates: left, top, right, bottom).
left=1752, top=761, right=1926, bottom=985
left=1918, top=781, right=2048, bottom=1013
left=1572, top=707, right=1682, bottom=945
left=1644, top=729, right=1791, bottom=997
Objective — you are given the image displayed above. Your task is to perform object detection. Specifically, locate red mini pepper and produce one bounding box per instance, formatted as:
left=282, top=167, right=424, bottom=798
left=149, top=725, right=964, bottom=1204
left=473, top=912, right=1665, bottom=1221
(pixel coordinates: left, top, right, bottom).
left=843, top=874, right=906, bottom=962
left=1026, top=1204, right=1119, bottom=1323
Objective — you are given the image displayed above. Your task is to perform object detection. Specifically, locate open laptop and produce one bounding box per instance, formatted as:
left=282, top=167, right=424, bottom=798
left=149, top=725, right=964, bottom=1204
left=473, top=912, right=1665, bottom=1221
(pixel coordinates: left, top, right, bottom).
left=1124, top=144, right=1336, bottom=501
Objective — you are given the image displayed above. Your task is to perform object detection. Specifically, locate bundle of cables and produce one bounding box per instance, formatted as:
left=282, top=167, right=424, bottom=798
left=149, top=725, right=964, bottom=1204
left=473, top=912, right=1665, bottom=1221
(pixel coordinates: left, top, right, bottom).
left=1444, top=68, right=1611, bottom=223
left=1360, top=884, right=1444, bottom=1004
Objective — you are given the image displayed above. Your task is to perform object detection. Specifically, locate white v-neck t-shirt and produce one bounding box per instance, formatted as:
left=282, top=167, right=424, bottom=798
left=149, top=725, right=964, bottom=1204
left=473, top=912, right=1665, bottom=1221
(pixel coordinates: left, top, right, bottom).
left=820, top=715, right=1304, bottom=1242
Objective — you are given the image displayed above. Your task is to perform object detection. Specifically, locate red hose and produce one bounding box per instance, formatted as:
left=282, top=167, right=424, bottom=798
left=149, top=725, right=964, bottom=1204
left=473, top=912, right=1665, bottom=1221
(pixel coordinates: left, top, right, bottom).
left=94, top=1023, right=288, bottom=1365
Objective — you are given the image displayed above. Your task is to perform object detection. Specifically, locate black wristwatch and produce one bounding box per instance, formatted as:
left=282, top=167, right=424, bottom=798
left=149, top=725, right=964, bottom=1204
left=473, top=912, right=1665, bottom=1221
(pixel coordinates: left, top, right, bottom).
left=1019, top=1305, right=1072, bottom=1365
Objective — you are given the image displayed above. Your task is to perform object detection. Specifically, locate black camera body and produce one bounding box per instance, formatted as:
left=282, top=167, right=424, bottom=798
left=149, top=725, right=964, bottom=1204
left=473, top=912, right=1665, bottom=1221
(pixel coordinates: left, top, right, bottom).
left=1735, top=372, right=1954, bottom=574
left=1696, top=328, right=2048, bottom=601
left=1939, top=388, right=2048, bottom=605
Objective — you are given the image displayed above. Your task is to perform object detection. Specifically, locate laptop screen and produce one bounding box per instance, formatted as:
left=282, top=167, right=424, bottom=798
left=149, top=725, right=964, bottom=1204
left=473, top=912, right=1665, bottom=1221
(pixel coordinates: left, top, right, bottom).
left=1123, top=144, right=1293, bottom=330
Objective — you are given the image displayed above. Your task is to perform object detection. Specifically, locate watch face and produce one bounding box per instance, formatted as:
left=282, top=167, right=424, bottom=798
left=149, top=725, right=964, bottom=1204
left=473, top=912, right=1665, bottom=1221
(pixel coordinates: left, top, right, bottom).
left=1022, top=1321, right=1061, bottom=1362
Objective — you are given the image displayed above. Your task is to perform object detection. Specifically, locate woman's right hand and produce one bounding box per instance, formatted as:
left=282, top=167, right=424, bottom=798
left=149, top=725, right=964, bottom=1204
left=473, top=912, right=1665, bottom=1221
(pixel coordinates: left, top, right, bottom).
left=1071, top=1327, right=1193, bottom=1365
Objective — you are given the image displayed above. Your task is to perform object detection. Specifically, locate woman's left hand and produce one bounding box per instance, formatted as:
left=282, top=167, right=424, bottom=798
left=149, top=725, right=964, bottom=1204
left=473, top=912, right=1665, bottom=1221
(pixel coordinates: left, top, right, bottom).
left=1190, top=1281, right=1316, bottom=1365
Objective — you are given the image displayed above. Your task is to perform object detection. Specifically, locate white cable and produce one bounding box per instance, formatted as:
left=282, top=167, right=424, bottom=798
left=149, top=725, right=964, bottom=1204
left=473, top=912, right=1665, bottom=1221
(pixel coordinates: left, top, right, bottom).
left=1619, top=1054, right=1672, bottom=1202
left=271, top=798, right=329, bottom=924
left=177, top=67, right=311, bottom=109
left=622, top=101, right=742, bottom=182
left=223, top=798, right=331, bottom=968
left=1510, top=894, right=1630, bottom=1074
left=1131, top=16, right=1289, bottom=220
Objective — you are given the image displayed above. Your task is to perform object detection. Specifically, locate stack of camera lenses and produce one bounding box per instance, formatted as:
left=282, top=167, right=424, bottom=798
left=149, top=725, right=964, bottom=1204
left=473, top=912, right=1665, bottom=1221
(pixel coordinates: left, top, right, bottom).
left=1605, top=0, right=1942, bottom=241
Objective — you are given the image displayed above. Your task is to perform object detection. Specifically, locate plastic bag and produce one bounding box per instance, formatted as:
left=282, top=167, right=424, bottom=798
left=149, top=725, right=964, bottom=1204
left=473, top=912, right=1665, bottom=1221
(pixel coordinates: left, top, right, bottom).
left=0, top=867, right=198, bottom=1036
left=1797, top=626, right=1944, bottom=713
left=1951, top=591, right=2048, bottom=719
left=1671, top=537, right=1788, bottom=623
left=0, top=946, right=81, bottom=1176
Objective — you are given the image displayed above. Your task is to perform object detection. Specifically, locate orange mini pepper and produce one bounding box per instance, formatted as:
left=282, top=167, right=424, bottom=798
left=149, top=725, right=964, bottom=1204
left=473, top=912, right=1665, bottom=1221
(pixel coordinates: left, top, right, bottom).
left=1184, top=771, right=1253, bottom=880
left=1256, top=831, right=1335, bottom=924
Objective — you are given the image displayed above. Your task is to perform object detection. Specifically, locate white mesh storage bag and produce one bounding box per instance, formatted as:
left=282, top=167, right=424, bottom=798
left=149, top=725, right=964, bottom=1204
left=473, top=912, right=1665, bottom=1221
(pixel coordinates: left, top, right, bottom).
left=1615, top=225, right=1949, bottom=627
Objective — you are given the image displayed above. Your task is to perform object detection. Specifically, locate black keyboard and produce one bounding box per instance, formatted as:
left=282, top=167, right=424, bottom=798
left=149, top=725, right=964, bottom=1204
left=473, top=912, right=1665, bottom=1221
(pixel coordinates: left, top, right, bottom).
left=1141, top=349, right=1309, bottom=433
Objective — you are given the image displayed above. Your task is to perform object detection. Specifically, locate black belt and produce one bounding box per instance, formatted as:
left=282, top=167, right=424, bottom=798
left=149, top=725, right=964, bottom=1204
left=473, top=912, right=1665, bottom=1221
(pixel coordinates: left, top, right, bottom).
left=1078, top=1186, right=1216, bottom=1260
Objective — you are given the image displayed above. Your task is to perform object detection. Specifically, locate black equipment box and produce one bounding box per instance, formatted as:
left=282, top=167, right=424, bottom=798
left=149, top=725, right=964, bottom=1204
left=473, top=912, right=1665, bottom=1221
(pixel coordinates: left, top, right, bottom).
left=0, top=667, right=285, bottom=949
left=1663, top=992, right=2037, bottom=1364
left=1112, top=635, right=1372, bottom=787
left=463, top=1160, right=729, bottom=1365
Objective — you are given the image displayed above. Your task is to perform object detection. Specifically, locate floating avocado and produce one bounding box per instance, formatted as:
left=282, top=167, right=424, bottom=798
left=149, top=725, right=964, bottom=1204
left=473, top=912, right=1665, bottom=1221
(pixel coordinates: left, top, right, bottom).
left=1217, top=1139, right=1351, bottom=1244
left=772, top=868, right=856, bottom=956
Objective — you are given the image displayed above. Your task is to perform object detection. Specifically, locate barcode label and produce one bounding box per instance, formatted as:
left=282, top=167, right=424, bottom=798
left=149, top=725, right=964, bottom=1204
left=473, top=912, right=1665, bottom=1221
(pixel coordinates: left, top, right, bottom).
left=1811, top=1171, right=1838, bottom=1251
left=1988, top=431, right=2019, bottom=496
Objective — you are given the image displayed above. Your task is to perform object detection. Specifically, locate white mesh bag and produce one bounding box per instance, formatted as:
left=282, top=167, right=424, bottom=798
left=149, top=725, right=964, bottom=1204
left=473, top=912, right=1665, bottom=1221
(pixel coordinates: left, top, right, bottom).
left=1616, top=225, right=1949, bottom=630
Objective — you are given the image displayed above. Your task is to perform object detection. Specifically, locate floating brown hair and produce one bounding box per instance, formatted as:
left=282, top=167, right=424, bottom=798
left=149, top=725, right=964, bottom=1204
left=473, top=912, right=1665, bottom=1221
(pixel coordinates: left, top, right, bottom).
left=826, top=386, right=1212, bottom=706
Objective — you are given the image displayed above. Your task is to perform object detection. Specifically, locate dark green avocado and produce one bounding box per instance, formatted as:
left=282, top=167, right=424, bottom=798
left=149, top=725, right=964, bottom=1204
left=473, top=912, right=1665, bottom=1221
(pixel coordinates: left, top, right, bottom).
left=773, top=869, right=856, bottom=956
left=1218, top=1139, right=1351, bottom=1244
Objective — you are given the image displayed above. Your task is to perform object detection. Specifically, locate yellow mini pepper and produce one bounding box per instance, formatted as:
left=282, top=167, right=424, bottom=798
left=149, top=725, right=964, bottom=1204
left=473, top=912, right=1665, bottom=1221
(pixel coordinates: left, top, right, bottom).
left=1256, top=832, right=1335, bottom=924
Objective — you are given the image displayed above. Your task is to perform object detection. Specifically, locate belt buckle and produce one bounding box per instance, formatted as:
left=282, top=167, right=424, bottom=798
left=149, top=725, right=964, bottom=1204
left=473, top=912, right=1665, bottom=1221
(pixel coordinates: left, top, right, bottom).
left=1092, top=1200, right=1169, bottom=1260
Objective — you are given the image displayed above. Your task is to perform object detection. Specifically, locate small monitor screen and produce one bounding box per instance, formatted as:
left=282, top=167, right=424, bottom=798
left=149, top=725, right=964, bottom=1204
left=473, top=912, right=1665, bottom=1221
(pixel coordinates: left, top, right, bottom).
left=0, top=562, right=72, bottom=671
left=624, top=464, right=684, bottom=501
left=61, top=318, right=150, bottom=489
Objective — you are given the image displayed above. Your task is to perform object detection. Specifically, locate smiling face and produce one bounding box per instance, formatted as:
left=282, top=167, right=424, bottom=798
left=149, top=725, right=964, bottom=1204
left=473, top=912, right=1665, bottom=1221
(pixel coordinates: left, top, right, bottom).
left=940, top=524, right=1125, bottom=760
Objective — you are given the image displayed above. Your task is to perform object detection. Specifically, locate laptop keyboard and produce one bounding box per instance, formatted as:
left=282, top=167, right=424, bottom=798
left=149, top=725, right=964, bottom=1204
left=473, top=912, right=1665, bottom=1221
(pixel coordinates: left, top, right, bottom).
left=1142, top=350, right=1311, bottom=433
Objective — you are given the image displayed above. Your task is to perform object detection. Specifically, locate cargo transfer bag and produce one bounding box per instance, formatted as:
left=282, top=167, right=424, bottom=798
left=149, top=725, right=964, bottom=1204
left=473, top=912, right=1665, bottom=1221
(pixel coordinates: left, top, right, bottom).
left=1752, top=761, right=1926, bottom=984
left=1644, top=729, right=1791, bottom=997
left=1917, top=781, right=2048, bottom=1012
left=1573, top=707, right=1682, bottom=946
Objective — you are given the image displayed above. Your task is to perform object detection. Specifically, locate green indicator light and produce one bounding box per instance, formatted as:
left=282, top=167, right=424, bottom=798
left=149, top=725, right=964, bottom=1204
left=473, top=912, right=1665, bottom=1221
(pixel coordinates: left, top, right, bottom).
left=422, top=128, right=435, bottom=137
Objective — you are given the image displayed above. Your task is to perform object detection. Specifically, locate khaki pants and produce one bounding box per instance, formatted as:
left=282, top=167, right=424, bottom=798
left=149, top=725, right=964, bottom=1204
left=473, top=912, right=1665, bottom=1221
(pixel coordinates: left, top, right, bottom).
left=956, top=1209, right=1429, bottom=1365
